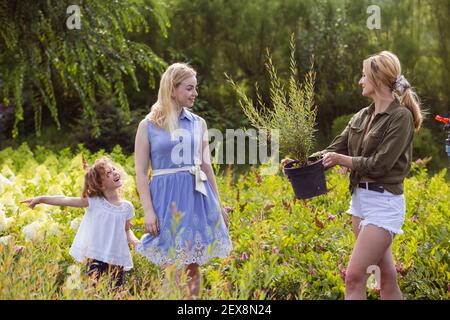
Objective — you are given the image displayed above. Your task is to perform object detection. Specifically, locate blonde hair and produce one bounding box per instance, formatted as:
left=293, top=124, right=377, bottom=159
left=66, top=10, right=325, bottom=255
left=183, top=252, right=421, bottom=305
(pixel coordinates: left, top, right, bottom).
left=81, top=156, right=117, bottom=198
left=363, top=51, right=423, bottom=129
left=147, top=63, right=197, bottom=133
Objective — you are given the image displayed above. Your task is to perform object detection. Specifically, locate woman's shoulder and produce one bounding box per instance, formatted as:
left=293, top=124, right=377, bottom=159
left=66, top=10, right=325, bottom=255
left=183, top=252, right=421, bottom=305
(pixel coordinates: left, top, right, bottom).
left=137, top=116, right=158, bottom=136
left=184, top=108, right=204, bottom=121
left=185, top=109, right=207, bottom=130
left=393, top=102, right=413, bottom=117
left=120, top=199, right=134, bottom=210
left=139, top=116, right=153, bottom=128
left=390, top=104, right=414, bottom=131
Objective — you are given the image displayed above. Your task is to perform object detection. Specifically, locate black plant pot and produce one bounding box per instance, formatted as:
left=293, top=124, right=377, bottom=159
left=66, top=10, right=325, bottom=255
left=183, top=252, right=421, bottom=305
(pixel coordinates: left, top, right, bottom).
left=283, top=159, right=327, bottom=199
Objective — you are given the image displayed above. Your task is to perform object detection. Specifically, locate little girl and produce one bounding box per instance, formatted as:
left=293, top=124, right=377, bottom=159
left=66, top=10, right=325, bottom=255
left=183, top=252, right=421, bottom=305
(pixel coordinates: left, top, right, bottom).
left=21, top=156, right=139, bottom=288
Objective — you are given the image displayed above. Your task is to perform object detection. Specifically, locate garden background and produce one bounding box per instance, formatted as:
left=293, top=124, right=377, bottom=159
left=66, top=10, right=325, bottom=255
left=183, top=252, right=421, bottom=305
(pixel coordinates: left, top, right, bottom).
left=0, top=0, right=449, bottom=299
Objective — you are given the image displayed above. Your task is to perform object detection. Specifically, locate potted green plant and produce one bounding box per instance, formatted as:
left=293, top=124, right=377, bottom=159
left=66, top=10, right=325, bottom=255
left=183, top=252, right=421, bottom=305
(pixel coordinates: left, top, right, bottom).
left=227, top=35, right=327, bottom=199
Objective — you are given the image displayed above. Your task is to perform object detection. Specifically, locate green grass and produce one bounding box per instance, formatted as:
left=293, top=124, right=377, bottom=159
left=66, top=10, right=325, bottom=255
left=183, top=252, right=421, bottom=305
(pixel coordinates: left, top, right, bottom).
left=0, top=143, right=449, bottom=299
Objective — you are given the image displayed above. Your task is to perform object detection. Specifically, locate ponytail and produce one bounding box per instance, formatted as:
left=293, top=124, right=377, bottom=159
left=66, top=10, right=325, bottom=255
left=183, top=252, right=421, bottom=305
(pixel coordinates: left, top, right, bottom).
left=398, top=87, right=423, bottom=130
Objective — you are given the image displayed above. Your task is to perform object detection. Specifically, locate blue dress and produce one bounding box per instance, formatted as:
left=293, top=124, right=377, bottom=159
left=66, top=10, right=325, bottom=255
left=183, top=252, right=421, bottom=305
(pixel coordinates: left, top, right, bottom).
left=137, top=108, right=232, bottom=266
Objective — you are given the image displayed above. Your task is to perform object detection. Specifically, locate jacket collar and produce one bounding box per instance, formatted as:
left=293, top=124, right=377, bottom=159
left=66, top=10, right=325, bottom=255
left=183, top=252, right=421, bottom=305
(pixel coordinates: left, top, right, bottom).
left=367, top=98, right=400, bottom=115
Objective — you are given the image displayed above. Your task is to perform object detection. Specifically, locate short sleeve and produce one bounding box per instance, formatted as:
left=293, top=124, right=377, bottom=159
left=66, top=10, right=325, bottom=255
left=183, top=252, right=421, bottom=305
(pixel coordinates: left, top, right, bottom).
left=87, top=197, right=99, bottom=209
left=126, top=202, right=135, bottom=220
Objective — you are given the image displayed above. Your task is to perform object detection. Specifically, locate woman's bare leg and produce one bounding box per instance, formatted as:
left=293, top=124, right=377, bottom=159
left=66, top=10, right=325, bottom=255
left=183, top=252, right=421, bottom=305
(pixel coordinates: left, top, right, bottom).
left=378, top=246, right=403, bottom=300
left=185, top=263, right=200, bottom=299
left=351, top=216, right=362, bottom=238
left=345, top=224, right=392, bottom=300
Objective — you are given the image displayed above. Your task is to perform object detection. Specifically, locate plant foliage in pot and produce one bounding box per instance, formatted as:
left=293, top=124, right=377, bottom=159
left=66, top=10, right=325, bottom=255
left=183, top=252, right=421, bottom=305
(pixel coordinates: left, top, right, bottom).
left=227, top=35, right=327, bottom=199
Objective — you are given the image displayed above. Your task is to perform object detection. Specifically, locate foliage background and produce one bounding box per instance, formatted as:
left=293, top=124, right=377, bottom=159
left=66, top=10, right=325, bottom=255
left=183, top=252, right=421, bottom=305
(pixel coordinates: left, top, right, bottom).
left=0, top=145, right=448, bottom=299
left=0, top=0, right=449, bottom=300
left=1, top=0, right=449, bottom=170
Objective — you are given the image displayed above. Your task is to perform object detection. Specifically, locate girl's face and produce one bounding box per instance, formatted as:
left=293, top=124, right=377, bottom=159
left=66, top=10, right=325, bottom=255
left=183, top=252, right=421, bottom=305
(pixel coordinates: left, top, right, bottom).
left=172, top=76, right=198, bottom=108
left=359, top=69, right=376, bottom=98
left=101, top=164, right=122, bottom=190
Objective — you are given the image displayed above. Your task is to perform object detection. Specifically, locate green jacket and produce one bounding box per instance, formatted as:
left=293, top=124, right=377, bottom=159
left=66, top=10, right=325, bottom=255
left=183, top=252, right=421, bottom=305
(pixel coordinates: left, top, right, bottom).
left=312, top=99, right=414, bottom=195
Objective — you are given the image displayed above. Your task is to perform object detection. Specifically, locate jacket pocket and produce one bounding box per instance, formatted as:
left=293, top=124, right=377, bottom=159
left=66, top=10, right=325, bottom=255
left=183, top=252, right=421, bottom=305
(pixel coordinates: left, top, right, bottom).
left=348, top=125, right=364, bottom=154
left=363, top=131, right=384, bottom=154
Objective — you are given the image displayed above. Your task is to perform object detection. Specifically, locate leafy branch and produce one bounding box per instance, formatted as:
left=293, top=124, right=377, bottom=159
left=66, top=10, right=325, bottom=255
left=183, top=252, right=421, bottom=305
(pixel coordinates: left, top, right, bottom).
left=227, top=34, right=318, bottom=166
left=0, top=0, right=169, bottom=138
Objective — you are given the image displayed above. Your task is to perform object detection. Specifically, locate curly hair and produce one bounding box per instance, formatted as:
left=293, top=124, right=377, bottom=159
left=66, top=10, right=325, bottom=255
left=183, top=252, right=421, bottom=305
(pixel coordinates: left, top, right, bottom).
left=81, top=156, right=114, bottom=198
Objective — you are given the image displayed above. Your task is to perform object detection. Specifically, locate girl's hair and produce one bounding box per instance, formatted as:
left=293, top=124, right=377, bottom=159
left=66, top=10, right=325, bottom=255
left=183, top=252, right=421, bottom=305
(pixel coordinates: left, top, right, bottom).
left=81, top=156, right=114, bottom=198
left=147, top=63, right=197, bottom=133
left=363, top=51, right=423, bottom=129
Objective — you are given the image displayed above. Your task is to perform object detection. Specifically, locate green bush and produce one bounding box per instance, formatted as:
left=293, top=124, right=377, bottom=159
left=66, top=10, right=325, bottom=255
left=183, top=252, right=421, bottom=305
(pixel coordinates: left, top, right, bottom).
left=0, top=144, right=448, bottom=299
left=331, top=113, right=354, bottom=139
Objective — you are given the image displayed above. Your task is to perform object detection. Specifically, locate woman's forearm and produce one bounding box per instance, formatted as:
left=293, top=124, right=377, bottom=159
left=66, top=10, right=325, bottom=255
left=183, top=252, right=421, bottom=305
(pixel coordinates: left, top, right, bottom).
left=339, top=155, right=354, bottom=169
left=323, top=152, right=354, bottom=170
left=135, top=174, right=156, bottom=214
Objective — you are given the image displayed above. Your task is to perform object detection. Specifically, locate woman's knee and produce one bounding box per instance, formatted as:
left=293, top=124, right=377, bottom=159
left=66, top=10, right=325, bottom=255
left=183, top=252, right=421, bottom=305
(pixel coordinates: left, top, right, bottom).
left=380, top=268, right=398, bottom=289
left=345, top=269, right=366, bottom=289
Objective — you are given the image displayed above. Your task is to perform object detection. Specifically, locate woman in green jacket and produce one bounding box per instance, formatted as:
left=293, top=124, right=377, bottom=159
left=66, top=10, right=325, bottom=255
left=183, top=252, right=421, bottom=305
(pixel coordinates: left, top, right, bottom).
left=317, top=51, right=422, bottom=299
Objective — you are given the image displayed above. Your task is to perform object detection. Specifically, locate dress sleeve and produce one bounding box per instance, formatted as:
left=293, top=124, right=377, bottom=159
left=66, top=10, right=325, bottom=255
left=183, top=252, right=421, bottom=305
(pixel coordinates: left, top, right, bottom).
left=87, top=197, right=98, bottom=209
left=127, top=202, right=135, bottom=220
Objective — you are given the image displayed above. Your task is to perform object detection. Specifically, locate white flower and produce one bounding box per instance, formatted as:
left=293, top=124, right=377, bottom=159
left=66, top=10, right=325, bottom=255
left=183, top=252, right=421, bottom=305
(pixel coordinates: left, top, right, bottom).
left=1, top=192, right=17, bottom=208
left=17, top=208, right=48, bottom=225
left=56, top=173, right=71, bottom=189
left=0, top=173, right=12, bottom=194
left=70, top=217, right=82, bottom=231
left=47, top=184, right=63, bottom=195
left=22, top=219, right=61, bottom=242
left=34, top=165, right=51, bottom=183
left=42, top=220, right=61, bottom=237
left=0, top=204, right=14, bottom=231
left=22, top=221, right=45, bottom=241
left=0, top=235, right=12, bottom=246
left=46, top=206, right=62, bottom=217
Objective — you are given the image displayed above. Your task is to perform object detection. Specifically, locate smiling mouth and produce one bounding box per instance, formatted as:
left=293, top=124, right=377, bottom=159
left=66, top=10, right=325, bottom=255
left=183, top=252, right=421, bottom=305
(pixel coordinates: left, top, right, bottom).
left=113, top=177, right=121, bottom=182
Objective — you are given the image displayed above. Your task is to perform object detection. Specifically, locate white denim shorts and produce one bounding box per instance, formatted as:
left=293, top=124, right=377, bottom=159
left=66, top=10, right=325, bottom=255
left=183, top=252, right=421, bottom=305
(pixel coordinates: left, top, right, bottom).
left=346, top=186, right=406, bottom=237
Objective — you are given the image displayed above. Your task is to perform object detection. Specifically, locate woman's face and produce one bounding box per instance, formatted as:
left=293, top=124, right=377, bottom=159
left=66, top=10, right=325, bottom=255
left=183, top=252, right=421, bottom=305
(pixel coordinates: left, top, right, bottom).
left=172, top=75, right=198, bottom=108
left=359, top=68, right=375, bottom=98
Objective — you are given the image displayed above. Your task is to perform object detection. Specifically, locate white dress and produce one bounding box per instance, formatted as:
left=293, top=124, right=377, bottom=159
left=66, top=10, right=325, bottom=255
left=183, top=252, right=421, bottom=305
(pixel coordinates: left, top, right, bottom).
left=69, top=197, right=134, bottom=271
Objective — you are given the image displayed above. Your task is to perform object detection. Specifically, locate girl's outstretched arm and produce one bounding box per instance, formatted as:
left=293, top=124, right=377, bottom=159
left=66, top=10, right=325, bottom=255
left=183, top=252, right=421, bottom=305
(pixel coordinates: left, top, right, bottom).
left=21, top=196, right=88, bottom=209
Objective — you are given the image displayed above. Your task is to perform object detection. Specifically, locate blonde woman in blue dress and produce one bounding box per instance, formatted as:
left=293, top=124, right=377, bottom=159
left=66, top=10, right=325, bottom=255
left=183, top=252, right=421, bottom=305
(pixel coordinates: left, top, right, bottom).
left=134, top=63, right=232, bottom=298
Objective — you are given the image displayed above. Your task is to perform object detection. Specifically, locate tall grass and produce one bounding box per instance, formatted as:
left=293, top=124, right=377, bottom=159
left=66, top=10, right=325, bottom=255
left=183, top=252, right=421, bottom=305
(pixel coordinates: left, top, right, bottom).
left=0, top=144, right=449, bottom=299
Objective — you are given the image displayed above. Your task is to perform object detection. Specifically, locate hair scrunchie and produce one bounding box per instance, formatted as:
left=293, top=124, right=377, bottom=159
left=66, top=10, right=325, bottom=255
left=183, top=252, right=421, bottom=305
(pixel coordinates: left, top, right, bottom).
left=394, top=75, right=411, bottom=95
